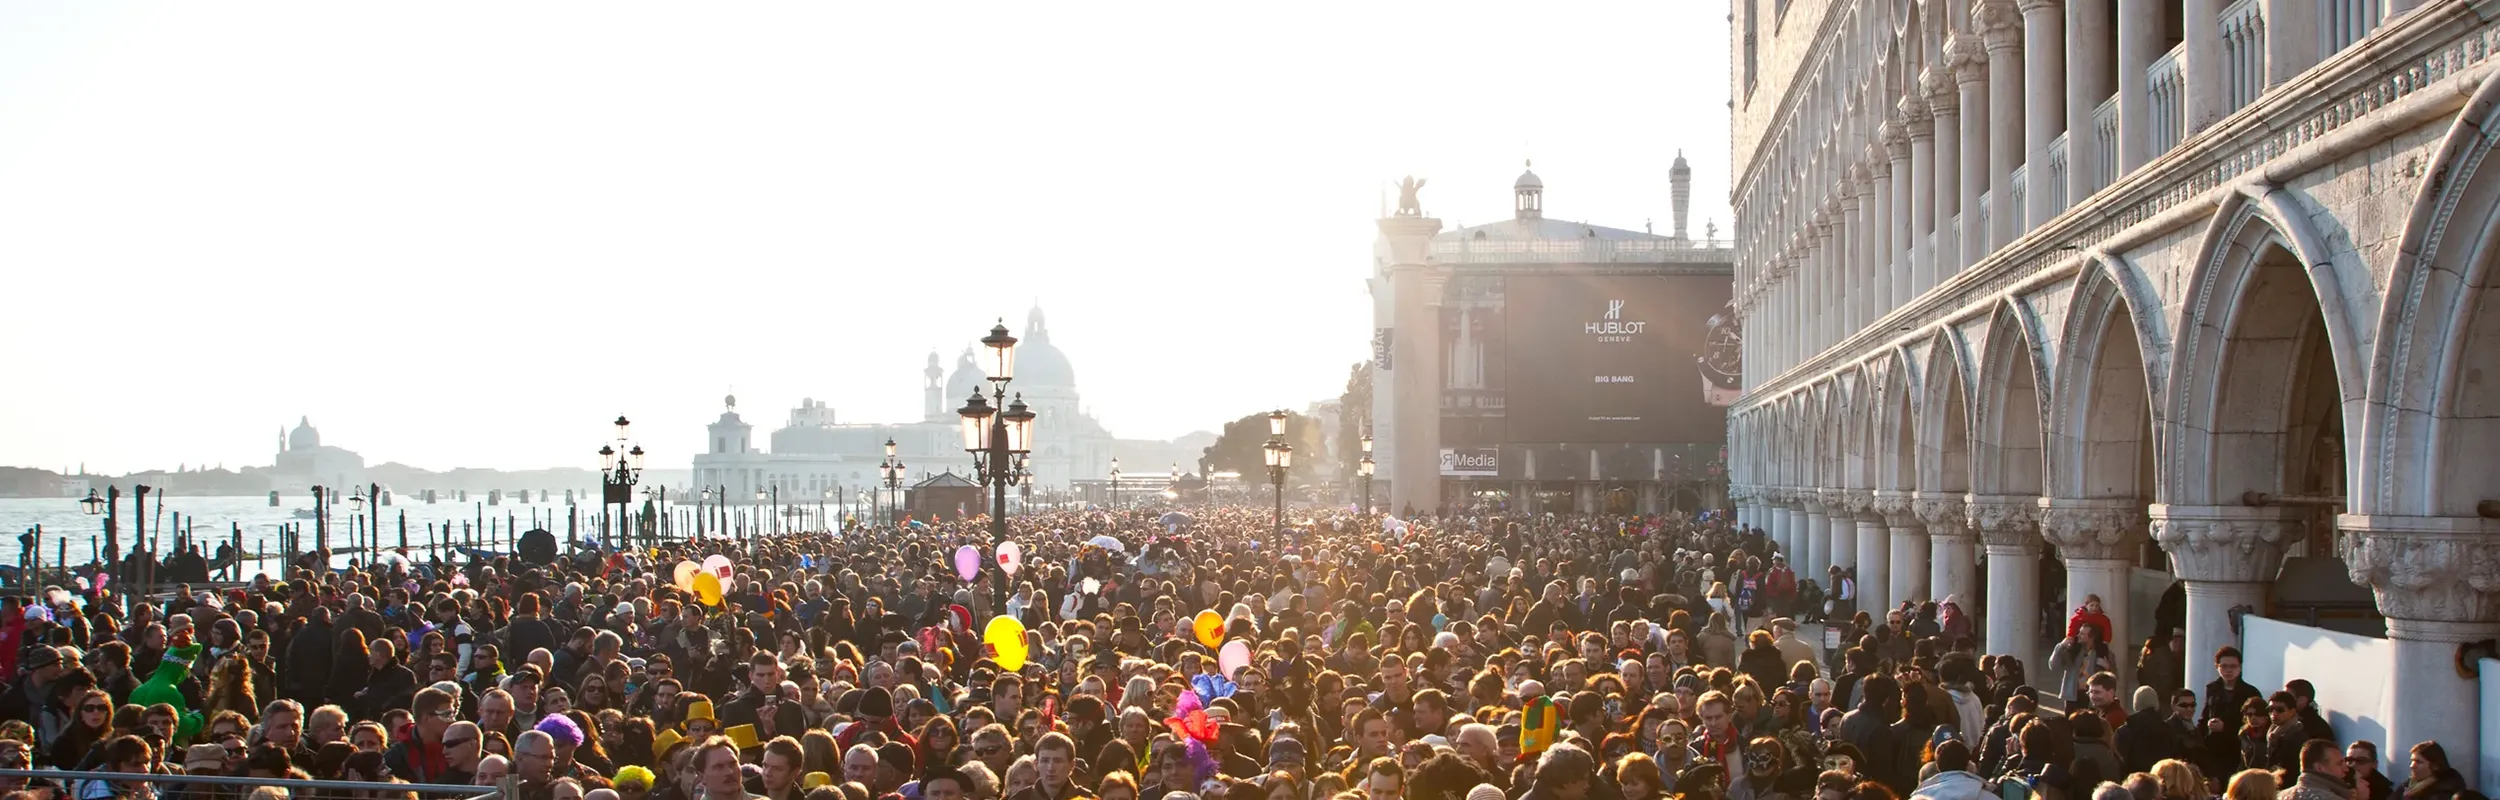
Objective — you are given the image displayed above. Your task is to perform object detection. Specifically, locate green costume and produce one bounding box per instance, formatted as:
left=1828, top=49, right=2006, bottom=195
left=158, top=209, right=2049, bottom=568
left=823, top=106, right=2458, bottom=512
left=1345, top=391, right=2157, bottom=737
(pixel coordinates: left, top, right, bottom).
left=130, top=642, right=203, bottom=745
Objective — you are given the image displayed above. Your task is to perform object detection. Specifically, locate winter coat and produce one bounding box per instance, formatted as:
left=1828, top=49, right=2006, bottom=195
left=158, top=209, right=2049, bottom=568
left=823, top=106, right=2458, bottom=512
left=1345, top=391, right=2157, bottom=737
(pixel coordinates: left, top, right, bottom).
left=2065, top=606, right=2113, bottom=643
left=2277, top=770, right=2353, bottom=800
left=1909, top=770, right=1989, bottom=800
left=280, top=617, right=333, bottom=703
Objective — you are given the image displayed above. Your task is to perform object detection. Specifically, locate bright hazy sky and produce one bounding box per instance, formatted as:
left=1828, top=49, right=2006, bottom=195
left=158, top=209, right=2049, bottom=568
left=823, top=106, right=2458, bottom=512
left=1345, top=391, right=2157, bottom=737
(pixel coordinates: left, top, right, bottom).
left=0, top=2, right=1733, bottom=474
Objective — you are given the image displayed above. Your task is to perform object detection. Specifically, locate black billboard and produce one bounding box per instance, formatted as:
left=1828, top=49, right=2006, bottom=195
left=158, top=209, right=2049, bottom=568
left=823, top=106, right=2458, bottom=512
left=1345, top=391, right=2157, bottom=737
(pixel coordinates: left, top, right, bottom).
left=1502, top=273, right=1731, bottom=444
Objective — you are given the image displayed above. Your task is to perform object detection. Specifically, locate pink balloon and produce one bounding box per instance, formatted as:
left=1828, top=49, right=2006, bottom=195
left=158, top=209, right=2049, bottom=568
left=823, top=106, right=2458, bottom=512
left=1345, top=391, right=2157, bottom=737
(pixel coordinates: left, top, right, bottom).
left=954, top=545, right=981, bottom=582
left=1218, top=639, right=1252, bottom=680
left=997, top=541, right=1023, bottom=576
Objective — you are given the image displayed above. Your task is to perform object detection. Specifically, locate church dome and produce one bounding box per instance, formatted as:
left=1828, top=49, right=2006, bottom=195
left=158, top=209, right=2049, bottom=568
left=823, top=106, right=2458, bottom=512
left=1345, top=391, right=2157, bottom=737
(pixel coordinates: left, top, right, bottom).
left=1016, top=306, right=1077, bottom=388
left=288, top=416, right=321, bottom=451
left=1514, top=166, right=1543, bottom=190
left=945, top=348, right=985, bottom=405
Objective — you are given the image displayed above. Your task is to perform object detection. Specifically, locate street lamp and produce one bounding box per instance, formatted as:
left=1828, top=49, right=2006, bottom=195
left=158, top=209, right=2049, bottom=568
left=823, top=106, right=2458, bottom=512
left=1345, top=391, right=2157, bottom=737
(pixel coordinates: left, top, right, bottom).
left=697, top=488, right=713, bottom=538
left=1264, top=409, right=1293, bottom=536
left=880, top=438, right=905, bottom=525
left=959, top=319, right=1035, bottom=611
left=600, top=415, right=645, bottom=552
left=1108, top=458, right=1121, bottom=512
left=1358, top=431, right=1376, bottom=515
left=81, top=489, right=104, bottom=516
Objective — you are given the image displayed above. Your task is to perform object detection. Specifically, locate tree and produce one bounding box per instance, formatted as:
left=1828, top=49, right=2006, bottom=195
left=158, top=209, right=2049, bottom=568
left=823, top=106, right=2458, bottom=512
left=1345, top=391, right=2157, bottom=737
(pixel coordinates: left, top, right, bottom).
left=1335, top=361, right=1372, bottom=482
left=1199, top=410, right=1331, bottom=483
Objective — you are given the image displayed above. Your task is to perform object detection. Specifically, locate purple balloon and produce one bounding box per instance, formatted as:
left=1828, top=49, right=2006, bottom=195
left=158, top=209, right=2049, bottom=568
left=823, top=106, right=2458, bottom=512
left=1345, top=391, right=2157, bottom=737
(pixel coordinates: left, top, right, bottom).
left=954, top=545, right=981, bottom=582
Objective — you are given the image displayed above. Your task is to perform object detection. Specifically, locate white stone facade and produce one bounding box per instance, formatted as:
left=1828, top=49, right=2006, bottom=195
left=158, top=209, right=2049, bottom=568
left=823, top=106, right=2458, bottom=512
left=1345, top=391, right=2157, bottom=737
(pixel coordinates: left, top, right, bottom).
left=1729, top=0, right=2500, bottom=776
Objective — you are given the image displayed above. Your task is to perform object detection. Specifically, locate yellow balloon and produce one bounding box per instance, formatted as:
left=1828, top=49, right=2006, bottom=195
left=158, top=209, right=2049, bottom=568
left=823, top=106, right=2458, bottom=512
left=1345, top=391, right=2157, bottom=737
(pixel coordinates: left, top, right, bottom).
left=1193, top=610, right=1225, bottom=648
left=673, top=562, right=701, bottom=591
left=693, top=572, right=723, bottom=607
left=983, top=615, right=1029, bottom=671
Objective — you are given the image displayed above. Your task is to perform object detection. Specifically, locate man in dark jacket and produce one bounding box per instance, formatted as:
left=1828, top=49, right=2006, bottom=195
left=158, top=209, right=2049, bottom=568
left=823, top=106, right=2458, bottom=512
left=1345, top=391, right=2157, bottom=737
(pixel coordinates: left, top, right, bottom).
left=2198, top=647, right=2263, bottom=741
left=1837, top=675, right=1907, bottom=792
left=383, top=687, right=463, bottom=784
left=2114, top=688, right=2182, bottom=773
left=281, top=608, right=334, bottom=704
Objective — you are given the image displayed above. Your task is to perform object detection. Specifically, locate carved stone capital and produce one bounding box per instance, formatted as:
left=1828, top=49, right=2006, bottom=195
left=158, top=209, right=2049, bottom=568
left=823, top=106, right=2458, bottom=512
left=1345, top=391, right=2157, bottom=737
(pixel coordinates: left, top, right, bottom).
left=1898, top=97, right=1934, bottom=139
left=1838, top=489, right=1880, bottom=521
left=1913, top=492, right=1970, bottom=538
left=1974, top=0, right=2024, bottom=51
left=1821, top=487, right=1854, bottom=513
left=1883, top=113, right=1914, bottom=155
left=1964, top=494, right=2040, bottom=550
left=2149, top=504, right=2302, bottom=583
left=2036, top=498, right=2150, bottom=561
left=2015, top=0, right=2063, bottom=15
left=1944, top=34, right=1990, bottom=85
left=2340, top=515, right=2500, bottom=623
left=1922, top=66, right=1961, bottom=110
left=1873, top=490, right=1919, bottom=529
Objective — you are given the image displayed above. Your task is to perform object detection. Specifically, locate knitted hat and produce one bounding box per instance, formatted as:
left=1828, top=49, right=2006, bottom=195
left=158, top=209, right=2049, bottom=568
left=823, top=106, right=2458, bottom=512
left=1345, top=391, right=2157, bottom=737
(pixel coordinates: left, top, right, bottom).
left=860, top=686, right=895, bottom=719
left=2133, top=685, right=2163, bottom=715
left=535, top=713, right=584, bottom=747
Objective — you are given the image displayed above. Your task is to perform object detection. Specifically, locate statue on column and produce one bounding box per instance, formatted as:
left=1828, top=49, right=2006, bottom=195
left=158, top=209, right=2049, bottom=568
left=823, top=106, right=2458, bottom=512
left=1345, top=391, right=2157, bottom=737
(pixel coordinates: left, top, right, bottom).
left=1393, top=176, right=1428, bottom=217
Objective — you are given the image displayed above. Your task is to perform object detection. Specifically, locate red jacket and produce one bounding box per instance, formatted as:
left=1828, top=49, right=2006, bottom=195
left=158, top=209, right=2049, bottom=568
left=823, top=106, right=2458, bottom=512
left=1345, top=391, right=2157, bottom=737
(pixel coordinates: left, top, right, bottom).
left=2066, top=606, right=2114, bottom=642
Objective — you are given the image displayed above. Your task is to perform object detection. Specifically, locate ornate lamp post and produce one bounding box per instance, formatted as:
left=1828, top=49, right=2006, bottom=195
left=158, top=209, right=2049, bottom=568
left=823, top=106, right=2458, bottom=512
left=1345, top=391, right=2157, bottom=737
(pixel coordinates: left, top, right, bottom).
left=880, top=438, right=905, bottom=525
left=1263, top=410, right=1293, bottom=537
left=1358, top=431, right=1375, bottom=515
left=959, top=320, right=1035, bottom=611
left=1108, top=458, right=1122, bottom=511
left=697, top=488, right=713, bottom=538
left=599, top=415, right=645, bottom=552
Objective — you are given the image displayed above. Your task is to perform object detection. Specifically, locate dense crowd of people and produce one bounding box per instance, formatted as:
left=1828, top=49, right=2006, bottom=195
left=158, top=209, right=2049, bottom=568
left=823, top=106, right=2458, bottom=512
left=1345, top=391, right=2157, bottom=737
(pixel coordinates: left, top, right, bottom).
left=0, top=505, right=2475, bottom=800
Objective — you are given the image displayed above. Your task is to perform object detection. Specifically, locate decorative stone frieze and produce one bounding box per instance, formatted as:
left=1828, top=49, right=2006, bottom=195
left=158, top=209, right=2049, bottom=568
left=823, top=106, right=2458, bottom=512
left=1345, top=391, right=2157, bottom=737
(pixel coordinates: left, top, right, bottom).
left=1964, top=494, right=2040, bottom=549
left=2035, top=497, right=2149, bottom=561
left=1913, top=493, right=1969, bottom=538
left=2148, top=504, right=2301, bottom=582
left=2340, top=515, right=2500, bottom=622
left=1874, top=490, right=1919, bottom=529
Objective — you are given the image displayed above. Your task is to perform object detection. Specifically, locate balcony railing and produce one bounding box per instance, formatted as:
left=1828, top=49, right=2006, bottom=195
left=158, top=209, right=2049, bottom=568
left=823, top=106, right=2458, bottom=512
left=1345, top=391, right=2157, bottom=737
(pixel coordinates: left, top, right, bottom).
left=2148, top=43, right=2188, bottom=156
left=2323, top=0, right=2383, bottom=56
left=2046, top=134, right=2071, bottom=216
left=2092, top=93, right=2121, bottom=193
left=1429, top=237, right=1735, bottom=265
left=2222, top=0, right=2267, bottom=113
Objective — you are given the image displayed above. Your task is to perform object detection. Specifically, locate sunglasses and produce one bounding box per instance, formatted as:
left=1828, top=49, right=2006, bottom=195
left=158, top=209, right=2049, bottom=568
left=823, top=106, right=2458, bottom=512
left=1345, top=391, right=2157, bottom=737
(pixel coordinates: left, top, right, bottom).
left=80, top=704, right=108, bottom=713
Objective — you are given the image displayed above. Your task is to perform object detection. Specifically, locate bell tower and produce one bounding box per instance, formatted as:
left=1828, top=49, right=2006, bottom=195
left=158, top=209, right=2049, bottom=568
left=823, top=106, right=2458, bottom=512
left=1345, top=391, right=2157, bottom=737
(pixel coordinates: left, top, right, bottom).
left=923, top=351, right=946, bottom=422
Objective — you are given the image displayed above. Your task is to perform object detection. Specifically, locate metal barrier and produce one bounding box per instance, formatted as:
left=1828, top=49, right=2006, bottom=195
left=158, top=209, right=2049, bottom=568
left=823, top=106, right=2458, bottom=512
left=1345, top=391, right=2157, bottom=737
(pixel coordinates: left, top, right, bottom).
left=0, top=768, right=515, bottom=800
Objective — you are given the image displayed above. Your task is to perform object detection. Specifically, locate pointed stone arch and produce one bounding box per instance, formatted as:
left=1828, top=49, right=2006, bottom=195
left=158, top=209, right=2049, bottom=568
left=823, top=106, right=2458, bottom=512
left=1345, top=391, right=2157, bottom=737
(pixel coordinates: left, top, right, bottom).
left=2362, top=71, right=2500, bottom=519
left=1971, top=297, right=2051, bottom=497
left=1916, top=326, right=1976, bottom=496
left=2166, top=184, right=2363, bottom=508
left=2045, top=251, right=2165, bottom=501
left=1876, top=346, right=1922, bottom=493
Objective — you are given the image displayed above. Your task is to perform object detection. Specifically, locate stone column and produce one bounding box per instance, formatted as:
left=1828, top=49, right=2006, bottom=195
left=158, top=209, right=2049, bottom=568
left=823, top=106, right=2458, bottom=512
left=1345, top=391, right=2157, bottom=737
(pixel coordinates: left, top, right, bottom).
left=2151, top=504, right=2299, bottom=709
left=1817, top=209, right=1840, bottom=353
left=1378, top=216, right=1446, bottom=516
left=1968, top=494, right=2045, bottom=672
left=2019, top=0, right=2066, bottom=228
left=2182, top=0, right=2224, bottom=134
left=1777, top=492, right=1802, bottom=565
left=1879, top=491, right=1929, bottom=608
left=1885, top=115, right=1914, bottom=309
left=1924, top=69, right=1961, bottom=285
left=1851, top=491, right=1892, bottom=618
left=2039, top=498, right=2150, bottom=689
left=2261, top=0, right=2319, bottom=89
left=1868, top=149, right=1896, bottom=322
left=2114, top=0, right=2157, bottom=172
left=1917, top=492, right=1980, bottom=615
left=1950, top=34, right=1991, bottom=272
left=1803, top=492, right=1833, bottom=581
left=1838, top=182, right=1863, bottom=339
left=2342, top=515, right=2500, bottom=786
left=1979, top=0, right=2025, bottom=250
left=1904, top=96, right=1936, bottom=298
left=1830, top=489, right=1865, bottom=601
left=2065, top=0, right=2111, bottom=202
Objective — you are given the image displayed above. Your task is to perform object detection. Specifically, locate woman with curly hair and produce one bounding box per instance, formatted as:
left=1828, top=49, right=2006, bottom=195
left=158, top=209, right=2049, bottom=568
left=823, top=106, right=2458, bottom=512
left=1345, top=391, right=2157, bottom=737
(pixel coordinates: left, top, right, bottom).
left=203, top=653, right=259, bottom=722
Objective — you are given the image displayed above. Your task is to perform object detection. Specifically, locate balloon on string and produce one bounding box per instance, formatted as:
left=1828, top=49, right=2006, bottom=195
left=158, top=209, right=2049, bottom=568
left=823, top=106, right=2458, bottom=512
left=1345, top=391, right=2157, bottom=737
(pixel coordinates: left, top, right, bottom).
left=983, top=616, right=1029, bottom=671
left=692, top=573, right=723, bottom=607
left=954, top=545, right=981, bottom=582
left=1217, top=639, right=1251, bottom=680
left=997, top=542, right=1023, bottom=576
left=673, top=562, right=701, bottom=591
left=701, top=554, right=733, bottom=580
left=1192, top=610, right=1225, bottom=648
left=1081, top=577, right=1100, bottom=596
